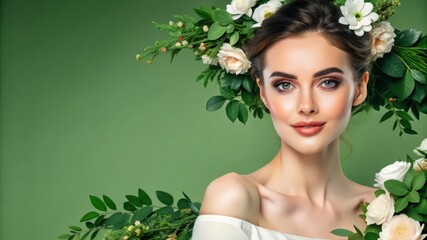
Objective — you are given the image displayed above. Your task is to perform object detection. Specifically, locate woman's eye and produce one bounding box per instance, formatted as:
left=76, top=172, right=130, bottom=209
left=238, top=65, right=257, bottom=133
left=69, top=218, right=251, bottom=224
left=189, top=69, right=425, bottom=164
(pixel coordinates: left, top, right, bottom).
left=276, top=82, right=294, bottom=92
left=320, top=79, right=339, bottom=89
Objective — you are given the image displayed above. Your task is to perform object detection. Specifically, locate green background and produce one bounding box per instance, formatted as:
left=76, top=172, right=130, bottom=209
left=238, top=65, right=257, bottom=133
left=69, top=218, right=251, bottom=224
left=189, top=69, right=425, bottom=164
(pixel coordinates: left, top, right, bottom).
left=0, top=0, right=426, bottom=239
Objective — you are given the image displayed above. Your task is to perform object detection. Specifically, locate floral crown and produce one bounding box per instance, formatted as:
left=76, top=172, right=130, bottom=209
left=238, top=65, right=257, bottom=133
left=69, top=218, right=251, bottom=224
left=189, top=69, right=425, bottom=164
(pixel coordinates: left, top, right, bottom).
left=138, top=0, right=427, bottom=136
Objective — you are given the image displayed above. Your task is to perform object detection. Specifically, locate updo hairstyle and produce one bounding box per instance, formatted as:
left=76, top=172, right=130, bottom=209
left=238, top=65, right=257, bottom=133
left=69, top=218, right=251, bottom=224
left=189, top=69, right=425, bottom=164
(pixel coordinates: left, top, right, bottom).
left=246, top=0, right=372, bottom=84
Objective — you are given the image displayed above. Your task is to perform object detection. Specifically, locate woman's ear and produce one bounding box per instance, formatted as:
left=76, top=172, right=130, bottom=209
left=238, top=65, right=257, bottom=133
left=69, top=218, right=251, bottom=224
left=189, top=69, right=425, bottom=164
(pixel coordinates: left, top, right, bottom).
left=257, top=79, right=269, bottom=109
left=352, top=71, right=369, bottom=106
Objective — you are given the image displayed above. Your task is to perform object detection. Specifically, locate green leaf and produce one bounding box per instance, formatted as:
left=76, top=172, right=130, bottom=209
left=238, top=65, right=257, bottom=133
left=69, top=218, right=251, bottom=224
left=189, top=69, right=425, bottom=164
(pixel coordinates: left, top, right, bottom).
left=177, top=229, right=192, bottom=240
left=241, top=90, right=254, bottom=104
left=89, top=195, right=107, bottom=212
left=123, top=202, right=137, bottom=211
left=131, top=206, right=153, bottom=223
left=103, top=195, right=117, bottom=210
left=156, top=191, right=174, bottom=206
left=403, top=170, right=415, bottom=188
left=226, top=100, right=240, bottom=122
left=378, top=53, right=405, bottom=78
left=207, top=22, right=227, bottom=40
left=138, top=188, right=152, bottom=205
left=407, top=208, right=424, bottom=221
left=401, top=69, right=416, bottom=99
left=58, top=234, right=72, bottom=239
left=394, top=197, right=409, bottom=212
left=215, top=9, right=233, bottom=26
left=104, top=213, right=131, bottom=230
left=396, top=111, right=413, bottom=121
left=395, top=29, right=422, bottom=47
left=404, top=128, right=418, bottom=135
left=411, top=83, right=427, bottom=103
left=126, top=195, right=143, bottom=208
left=416, top=198, right=427, bottom=214
left=412, top=172, right=426, bottom=191
left=170, top=49, right=181, bottom=63
left=229, top=31, right=240, bottom=46
left=416, top=35, right=427, bottom=48
left=226, top=24, right=235, bottom=33
left=67, top=235, right=75, bottom=240
left=238, top=103, right=248, bottom=124
left=80, top=232, right=90, bottom=240
left=177, top=198, right=191, bottom=209
left=80, top=212, right=99, bottom=222
left=85, top=222, right=94, bottom=229
left=230, top=77, right=243, bottom=90
left=94, top=215, right=105, bottom=226
left=242, top=77, right=254, bottom=92
left=384, top=179, right=409, bottom=196
left=206, top=96, right=226, bottom=111
left=331, top=228, right=354, bottom=237
left=193, top=7, right=214, bottom=20
left=380, top=110, right=394, bottom=123
left=407, top=190, right=420, bottom=203
left=374, top=189, right=386, bottom=197
left=220, top=87, right=235, bottom=99
left=90, top=230, right=99, bottom=240
left=69, top=226, right=82, bottom=232
left=410, top=69, right=427, bottom=84
left=156, top=206, right=174, bottom=214
left=364, top=232, right=380, bottom=240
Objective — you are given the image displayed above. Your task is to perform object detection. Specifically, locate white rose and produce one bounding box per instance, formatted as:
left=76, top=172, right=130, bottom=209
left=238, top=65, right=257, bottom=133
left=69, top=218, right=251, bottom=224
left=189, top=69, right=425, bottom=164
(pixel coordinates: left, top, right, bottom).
left=374, top=161, right=410, bottom=190
left=371, top=21, right=396, bottom=60
left=379, top=214, right=426, bottom=240
left=201, top=54, right=218, bottom=66
left=365, top=192, right=394, bottom=225
left=251, top=0, right=282, bottom=28
left=414, top=138, right=427, bottom=157
left=413, top=158, right=427, bottom=172
left=217, top=43, right=251, bottom=75
left=226, top=0, right=257, bottom=20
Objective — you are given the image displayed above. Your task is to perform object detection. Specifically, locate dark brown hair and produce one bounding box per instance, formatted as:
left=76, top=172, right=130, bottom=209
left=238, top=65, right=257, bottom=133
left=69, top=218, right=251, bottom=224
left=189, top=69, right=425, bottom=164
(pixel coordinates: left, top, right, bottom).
left=245, top=0, right=372, bottom=84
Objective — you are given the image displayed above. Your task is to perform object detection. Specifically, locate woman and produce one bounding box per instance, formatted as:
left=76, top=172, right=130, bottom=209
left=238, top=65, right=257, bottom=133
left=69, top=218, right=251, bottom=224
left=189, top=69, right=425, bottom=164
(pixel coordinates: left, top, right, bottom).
left=192, top=0, right=376, bottom=239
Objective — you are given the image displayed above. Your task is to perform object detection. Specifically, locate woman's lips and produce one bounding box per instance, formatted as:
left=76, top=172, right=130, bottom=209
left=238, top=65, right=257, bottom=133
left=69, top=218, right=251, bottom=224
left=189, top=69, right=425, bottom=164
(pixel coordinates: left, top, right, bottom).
left=291, top=121, right=326, bottom=136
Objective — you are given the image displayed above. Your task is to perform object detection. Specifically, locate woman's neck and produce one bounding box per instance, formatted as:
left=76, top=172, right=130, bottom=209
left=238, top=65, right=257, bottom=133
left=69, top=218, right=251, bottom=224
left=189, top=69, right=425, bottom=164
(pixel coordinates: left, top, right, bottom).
left=268, top=139, right=348, bottom=207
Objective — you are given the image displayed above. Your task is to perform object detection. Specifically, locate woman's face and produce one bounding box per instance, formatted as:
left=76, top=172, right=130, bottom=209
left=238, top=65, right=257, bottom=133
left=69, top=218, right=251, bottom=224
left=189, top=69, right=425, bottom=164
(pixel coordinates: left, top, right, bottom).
left=259, top=32, right=368, bottom=155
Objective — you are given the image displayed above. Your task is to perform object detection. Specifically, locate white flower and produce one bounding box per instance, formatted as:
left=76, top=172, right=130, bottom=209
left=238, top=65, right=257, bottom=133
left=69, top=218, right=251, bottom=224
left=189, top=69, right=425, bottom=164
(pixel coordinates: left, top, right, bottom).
left=217, top=43, right=251, bottom=75
left=176, top=21, right=184, bottom=28
left=339, top=0, right=379, bottom=36
left=201, top=54, right=218, bottom=66
left=251, top=0, right=282, bottom=28
left=414, top=158, right=427, bottom=172
left=203, top=25, right=209, bottom=32
left=379, top=214, right=426, bottom=240
left=182, top=40, right=189, bottom=46
left=134, top=220, right=141, bottom=226
left=175, top=42, right=182, bottom=47
left=365, top=192, right=394, bottom=225
left=374, top=161, right=411, bottom=190
left=371, top=21, right=396, bottom=60
left=414, top=138, right=427, bottom=157
left=226, top=0, right=257, bottom=20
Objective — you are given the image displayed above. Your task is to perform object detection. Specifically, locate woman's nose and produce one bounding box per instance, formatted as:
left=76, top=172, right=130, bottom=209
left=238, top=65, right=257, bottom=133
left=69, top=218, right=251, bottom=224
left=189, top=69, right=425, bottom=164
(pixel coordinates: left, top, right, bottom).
left=298, top=90, right=318, bottom=115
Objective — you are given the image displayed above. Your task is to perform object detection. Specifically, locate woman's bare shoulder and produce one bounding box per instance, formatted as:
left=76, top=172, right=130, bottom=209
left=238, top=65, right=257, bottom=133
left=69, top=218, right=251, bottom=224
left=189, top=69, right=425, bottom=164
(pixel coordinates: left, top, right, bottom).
left=199, top=172, right=260, bottom=223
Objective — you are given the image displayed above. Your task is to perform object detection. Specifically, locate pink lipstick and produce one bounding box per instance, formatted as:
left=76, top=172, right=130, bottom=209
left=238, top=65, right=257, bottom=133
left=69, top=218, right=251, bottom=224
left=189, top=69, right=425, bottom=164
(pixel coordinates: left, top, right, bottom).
left=291, top=121, right=326, bottom=136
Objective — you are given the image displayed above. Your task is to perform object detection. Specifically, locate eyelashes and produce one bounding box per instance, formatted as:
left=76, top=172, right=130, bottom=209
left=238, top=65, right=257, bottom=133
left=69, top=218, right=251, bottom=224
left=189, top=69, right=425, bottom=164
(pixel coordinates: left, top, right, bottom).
left=272, top=78, right=342, bottom=93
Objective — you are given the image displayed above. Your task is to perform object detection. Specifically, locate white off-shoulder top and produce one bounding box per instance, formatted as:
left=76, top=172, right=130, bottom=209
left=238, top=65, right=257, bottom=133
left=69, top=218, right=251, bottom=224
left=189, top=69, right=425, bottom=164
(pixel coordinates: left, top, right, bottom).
left=192, top=215, right=326, bottom=240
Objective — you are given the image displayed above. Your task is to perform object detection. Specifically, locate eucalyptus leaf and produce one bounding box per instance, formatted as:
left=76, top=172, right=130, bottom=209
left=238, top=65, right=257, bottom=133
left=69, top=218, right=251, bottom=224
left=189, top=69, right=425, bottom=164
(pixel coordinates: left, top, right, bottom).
left=206, top=96, right=226, bottom=111
left=410, top=69, right=427, bottom=84
left=156, top=191, right=174, bottom=206
left=378, top=53, right=405, bottom=78
left=89, top=195, right=107, bottom=212
left=384, top=179, right=409, bottom=196
left=208, top=22, right=227, bottom=40
left=229, top=31, right=240, bottom=46
left=238, top=103, right=249, bottom=124
left=215, top=9, right=233, bottom=26
left=131, top=206, right=153, bottom=223
left=226, top=100, right=240, bottom=122
left=138, top=188, right=152, bottom=205
left=80, top=212, right=99, bottom=222
left=394, top=197, right=409, bottom=212
left=103, top=195, right=117, bottom=210
left=395, top=29, right=422, bottom=47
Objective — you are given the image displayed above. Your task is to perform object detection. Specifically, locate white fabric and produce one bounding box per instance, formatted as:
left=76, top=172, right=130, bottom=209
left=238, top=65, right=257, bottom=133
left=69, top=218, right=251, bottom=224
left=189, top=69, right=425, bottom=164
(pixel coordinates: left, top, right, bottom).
left=192, top=215, right=326, bottom=240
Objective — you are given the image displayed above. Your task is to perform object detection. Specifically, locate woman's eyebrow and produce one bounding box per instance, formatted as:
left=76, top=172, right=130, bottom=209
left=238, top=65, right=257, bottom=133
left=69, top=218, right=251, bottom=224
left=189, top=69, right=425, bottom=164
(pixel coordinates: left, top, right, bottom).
left=313, top=67, right=343, bottom=77
left=269, top=67, right=343, bottom=80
